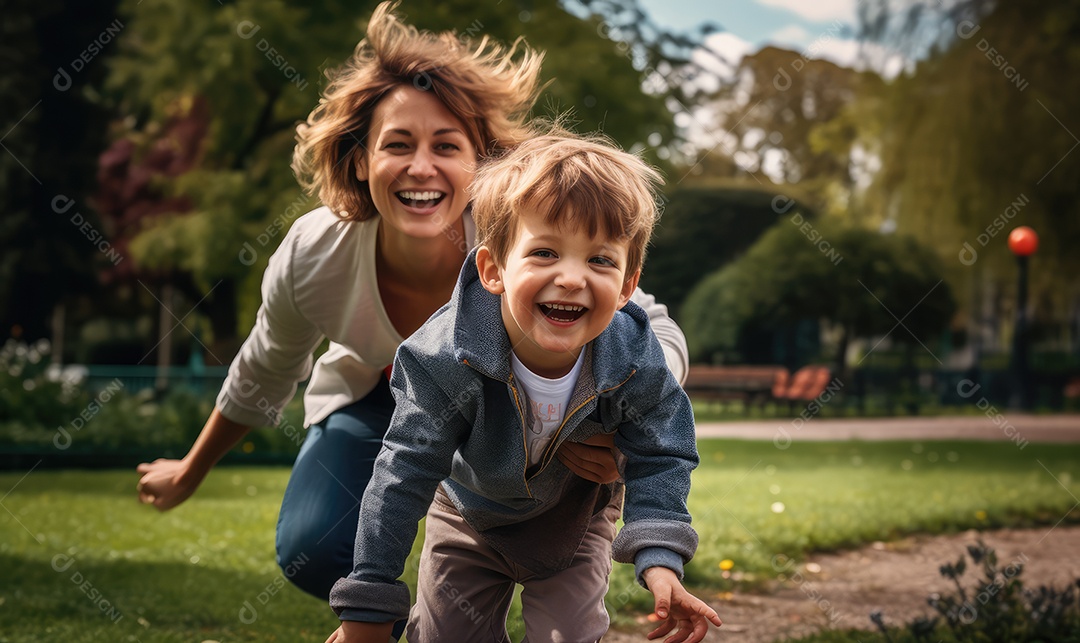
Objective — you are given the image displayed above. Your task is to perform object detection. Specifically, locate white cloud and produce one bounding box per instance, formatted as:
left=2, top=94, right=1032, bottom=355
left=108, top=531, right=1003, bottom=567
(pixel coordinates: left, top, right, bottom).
left=696, top=32, right=755, bottom=75
left=799, top=38, right=907, bottom=78
left=683, top=32, right=755, bottom=95
left=769, top=24, right=812, bottom=46
left=757, top=0, right=855, bottom=23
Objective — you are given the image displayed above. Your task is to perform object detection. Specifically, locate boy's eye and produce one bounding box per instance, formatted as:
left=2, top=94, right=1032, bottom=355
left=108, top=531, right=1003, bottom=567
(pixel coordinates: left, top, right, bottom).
left=589, top=256, right=616, bottom=267
left=531, top=249, right=556, bottom=259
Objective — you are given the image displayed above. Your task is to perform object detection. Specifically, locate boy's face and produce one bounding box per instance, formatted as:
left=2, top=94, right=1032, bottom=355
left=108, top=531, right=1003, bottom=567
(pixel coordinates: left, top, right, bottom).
left=476, top=208, right=640, bottom=379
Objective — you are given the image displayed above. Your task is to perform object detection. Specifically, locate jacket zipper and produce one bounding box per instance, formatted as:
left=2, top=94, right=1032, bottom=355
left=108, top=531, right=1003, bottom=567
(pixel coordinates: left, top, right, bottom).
left=531, top=368, right=637, bottom=479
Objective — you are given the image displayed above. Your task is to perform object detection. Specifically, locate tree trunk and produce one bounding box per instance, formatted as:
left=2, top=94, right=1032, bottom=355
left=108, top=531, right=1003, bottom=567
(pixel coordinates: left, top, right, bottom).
left=155, top=282, right=174, bottom=391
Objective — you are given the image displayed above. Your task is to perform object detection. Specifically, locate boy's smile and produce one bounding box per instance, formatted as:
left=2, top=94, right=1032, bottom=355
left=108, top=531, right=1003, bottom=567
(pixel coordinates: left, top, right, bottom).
left=476, top=207, right=641, bottom=379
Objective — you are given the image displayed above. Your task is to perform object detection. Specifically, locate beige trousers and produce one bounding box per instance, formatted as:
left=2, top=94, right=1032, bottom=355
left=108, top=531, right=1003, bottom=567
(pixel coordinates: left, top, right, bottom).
left=404, top=486, right=619, bottom=643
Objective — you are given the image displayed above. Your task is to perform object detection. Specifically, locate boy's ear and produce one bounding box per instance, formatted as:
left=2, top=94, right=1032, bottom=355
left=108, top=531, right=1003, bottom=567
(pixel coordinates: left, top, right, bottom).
left=476, top=246, right=505, bottom=295
left=618, top=269, right=641, bottom=309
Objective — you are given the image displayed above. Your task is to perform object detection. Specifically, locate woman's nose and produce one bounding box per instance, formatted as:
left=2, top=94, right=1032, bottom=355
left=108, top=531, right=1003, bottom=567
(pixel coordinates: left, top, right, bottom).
left=407, top=148, right=437, bottom=179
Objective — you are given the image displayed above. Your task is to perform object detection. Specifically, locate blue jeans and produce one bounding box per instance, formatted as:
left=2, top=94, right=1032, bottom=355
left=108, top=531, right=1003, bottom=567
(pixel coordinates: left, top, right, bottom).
left=276, top=377, right=403, bottom=635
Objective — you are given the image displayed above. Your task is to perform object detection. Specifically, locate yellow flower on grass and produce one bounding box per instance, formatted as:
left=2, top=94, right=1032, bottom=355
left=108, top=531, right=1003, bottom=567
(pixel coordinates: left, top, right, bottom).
left=719, top=559, right=735, bottom=571
left=975, top=510, right=987, bottom=521
left=242, top=441, right=255, bottom=453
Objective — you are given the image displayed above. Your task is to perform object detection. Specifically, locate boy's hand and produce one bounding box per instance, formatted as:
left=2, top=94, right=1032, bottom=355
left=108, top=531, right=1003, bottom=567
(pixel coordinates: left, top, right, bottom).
left=558, top=433, right=621, bottom=483
left=642, top=567, right=722, bottom=643
left=323, top=620, right=394, bottom=643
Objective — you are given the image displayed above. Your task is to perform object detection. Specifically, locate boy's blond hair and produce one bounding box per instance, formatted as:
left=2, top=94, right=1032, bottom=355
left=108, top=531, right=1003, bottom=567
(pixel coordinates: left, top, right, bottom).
left=292, top=1, right=543, bottom=221
left=471, top=132, right=663, bottom=274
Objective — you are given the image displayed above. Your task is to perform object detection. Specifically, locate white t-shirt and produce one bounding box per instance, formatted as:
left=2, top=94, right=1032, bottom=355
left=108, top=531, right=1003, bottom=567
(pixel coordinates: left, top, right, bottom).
left=510, top=350, right=586, bottom=467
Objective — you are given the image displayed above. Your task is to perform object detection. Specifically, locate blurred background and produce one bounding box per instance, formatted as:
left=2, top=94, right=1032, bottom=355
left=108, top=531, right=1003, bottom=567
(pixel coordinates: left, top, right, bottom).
left=2, top=0, right=1079, bottom=465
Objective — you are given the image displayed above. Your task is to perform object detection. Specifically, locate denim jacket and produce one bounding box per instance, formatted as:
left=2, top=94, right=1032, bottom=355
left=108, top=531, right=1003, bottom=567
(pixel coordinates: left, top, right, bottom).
left=330, top=251, right=699, bottom=623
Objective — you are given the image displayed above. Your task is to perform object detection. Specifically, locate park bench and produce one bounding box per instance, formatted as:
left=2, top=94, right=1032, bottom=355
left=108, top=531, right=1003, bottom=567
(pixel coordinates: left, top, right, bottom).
left=683, top=365, right=787, bottom=411
left=774, top=365, right=834, bottom=412
left=683, top=364, right=834, bottom=413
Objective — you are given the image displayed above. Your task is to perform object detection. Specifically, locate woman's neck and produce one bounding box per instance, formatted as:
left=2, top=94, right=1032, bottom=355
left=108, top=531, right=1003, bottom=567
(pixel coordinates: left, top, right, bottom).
left=376, top=219, right=467, bottom=289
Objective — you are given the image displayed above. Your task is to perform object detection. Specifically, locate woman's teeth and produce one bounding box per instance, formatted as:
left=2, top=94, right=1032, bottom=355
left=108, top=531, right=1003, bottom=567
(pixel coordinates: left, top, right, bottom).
left=397, top=190, right=445, bottom=207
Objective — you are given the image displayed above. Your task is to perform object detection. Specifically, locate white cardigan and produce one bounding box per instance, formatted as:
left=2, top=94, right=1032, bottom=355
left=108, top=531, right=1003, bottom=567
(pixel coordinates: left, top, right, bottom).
left=217, top=207, right=689, bottom=428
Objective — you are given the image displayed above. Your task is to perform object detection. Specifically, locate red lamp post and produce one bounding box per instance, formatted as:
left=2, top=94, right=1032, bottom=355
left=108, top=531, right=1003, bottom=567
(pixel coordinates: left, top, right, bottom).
left=1008, top=226, right=1038, bottom=410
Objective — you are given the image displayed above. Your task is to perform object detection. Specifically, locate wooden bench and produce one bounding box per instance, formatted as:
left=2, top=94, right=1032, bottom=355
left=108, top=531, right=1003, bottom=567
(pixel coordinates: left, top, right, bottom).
left=684, top=365, right=834, bottom=412
left=683, top=365, right=788, bottom=410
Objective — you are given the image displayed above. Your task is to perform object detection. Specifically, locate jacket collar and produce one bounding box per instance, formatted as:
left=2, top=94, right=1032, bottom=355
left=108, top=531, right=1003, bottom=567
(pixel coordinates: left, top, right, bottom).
left=451, top=248, right=649, bottom=392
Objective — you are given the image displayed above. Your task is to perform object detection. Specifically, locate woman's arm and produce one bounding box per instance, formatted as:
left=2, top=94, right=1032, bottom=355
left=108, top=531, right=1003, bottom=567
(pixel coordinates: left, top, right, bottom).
left=137, top=221, right=324, bottom=509
left=136, top=408, right=250, bottom=510
left=629, top=287, right=688, bottom=385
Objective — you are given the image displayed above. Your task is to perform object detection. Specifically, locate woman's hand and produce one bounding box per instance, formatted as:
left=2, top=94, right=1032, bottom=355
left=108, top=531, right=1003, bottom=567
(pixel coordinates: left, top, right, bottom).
left=136, top=407, right=250, bottom=511
left=136, top=458, right=203, bottom=511
left=557, top=433, right=621, bottom=484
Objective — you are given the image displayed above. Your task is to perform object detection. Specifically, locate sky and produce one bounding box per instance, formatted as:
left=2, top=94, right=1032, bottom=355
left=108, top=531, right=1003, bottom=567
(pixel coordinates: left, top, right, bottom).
left=634, top=0, right=897, bottom=73
left=628, top=0, right=911, bottom=160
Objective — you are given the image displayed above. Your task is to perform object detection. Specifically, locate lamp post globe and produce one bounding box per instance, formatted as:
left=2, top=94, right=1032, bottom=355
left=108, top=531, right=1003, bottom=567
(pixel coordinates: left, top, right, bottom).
left=1008, top=226, right=1037, bottom=410
left=1008, top=226, right=1038, bottom=257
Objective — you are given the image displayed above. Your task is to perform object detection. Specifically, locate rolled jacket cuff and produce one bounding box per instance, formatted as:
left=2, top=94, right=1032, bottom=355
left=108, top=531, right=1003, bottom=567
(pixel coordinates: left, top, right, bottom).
left=633, top=546, right=686, bottom=588
left=329, top=577, right=411, bottom=623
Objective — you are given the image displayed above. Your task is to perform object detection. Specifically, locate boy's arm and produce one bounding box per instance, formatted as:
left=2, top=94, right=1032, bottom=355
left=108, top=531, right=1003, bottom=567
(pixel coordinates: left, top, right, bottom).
left=609, top=361, right=700, bottom=585
left=328, top=346, right=473, bottom=624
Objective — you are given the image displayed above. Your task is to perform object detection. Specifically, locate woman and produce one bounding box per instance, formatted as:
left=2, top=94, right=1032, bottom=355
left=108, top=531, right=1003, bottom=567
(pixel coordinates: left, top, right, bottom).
left=135, top=1, right=688, bottom=601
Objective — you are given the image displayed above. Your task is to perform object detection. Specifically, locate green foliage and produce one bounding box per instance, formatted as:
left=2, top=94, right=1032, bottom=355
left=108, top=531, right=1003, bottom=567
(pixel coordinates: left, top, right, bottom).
left=0, top=340, right=88, bottom=430
left=0, top=341, right=304, bottom=460
left=681, top=217, right=956, bottom=365
left=638, top=183, right=813, bottom=316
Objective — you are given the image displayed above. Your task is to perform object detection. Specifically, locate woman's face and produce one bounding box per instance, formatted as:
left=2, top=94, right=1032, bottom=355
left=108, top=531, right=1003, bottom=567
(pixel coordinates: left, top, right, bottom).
left=357, top=85, right=478, bottom=239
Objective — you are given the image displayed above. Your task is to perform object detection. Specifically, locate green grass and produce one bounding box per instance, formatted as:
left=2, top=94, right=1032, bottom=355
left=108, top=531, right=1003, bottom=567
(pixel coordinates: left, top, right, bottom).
left=1, top=440, right=1078, bottom=641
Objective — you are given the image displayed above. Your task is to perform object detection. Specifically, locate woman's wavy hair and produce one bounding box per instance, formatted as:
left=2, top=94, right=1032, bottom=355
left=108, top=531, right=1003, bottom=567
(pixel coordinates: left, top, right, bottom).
left=292, top=1, right=544, bottom=221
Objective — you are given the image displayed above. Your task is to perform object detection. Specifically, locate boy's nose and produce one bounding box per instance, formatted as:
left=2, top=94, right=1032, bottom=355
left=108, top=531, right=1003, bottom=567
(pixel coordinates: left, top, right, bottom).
left=555, top=266, right=587, bottom=291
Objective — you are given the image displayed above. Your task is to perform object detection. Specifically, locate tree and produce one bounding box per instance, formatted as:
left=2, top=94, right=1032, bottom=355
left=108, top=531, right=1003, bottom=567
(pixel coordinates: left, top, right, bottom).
left=698, top=46, right=881, bottom=213
left=0, top=0, right=119, bottom=349
left=682, top=218, right=956, bottom=374
left=854, top=0, right=1080, bottom=334
left=638, top=181, right=816, bottom=316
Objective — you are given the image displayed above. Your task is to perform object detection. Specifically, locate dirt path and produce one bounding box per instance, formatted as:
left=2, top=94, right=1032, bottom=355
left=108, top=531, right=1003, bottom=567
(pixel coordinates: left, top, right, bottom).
left=604, top=524, right=1080, bottom=642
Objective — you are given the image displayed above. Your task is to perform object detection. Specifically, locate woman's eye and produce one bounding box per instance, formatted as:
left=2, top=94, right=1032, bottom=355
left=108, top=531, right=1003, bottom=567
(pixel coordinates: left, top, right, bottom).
left=436, top=143, right=460, bottom=152
left=383, top=141, right=408, bottom=150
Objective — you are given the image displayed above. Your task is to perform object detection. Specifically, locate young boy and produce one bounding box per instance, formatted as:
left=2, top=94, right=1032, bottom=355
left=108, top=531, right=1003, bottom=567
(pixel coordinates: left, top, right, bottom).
left=328, top=133, right=721, bottom=642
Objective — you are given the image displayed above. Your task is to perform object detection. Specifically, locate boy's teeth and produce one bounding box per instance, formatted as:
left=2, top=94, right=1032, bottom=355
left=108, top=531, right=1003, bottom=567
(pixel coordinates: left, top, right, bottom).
left=398, top=190, right=443, bottom=200
left=545, top=303, right=584, bottom=312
